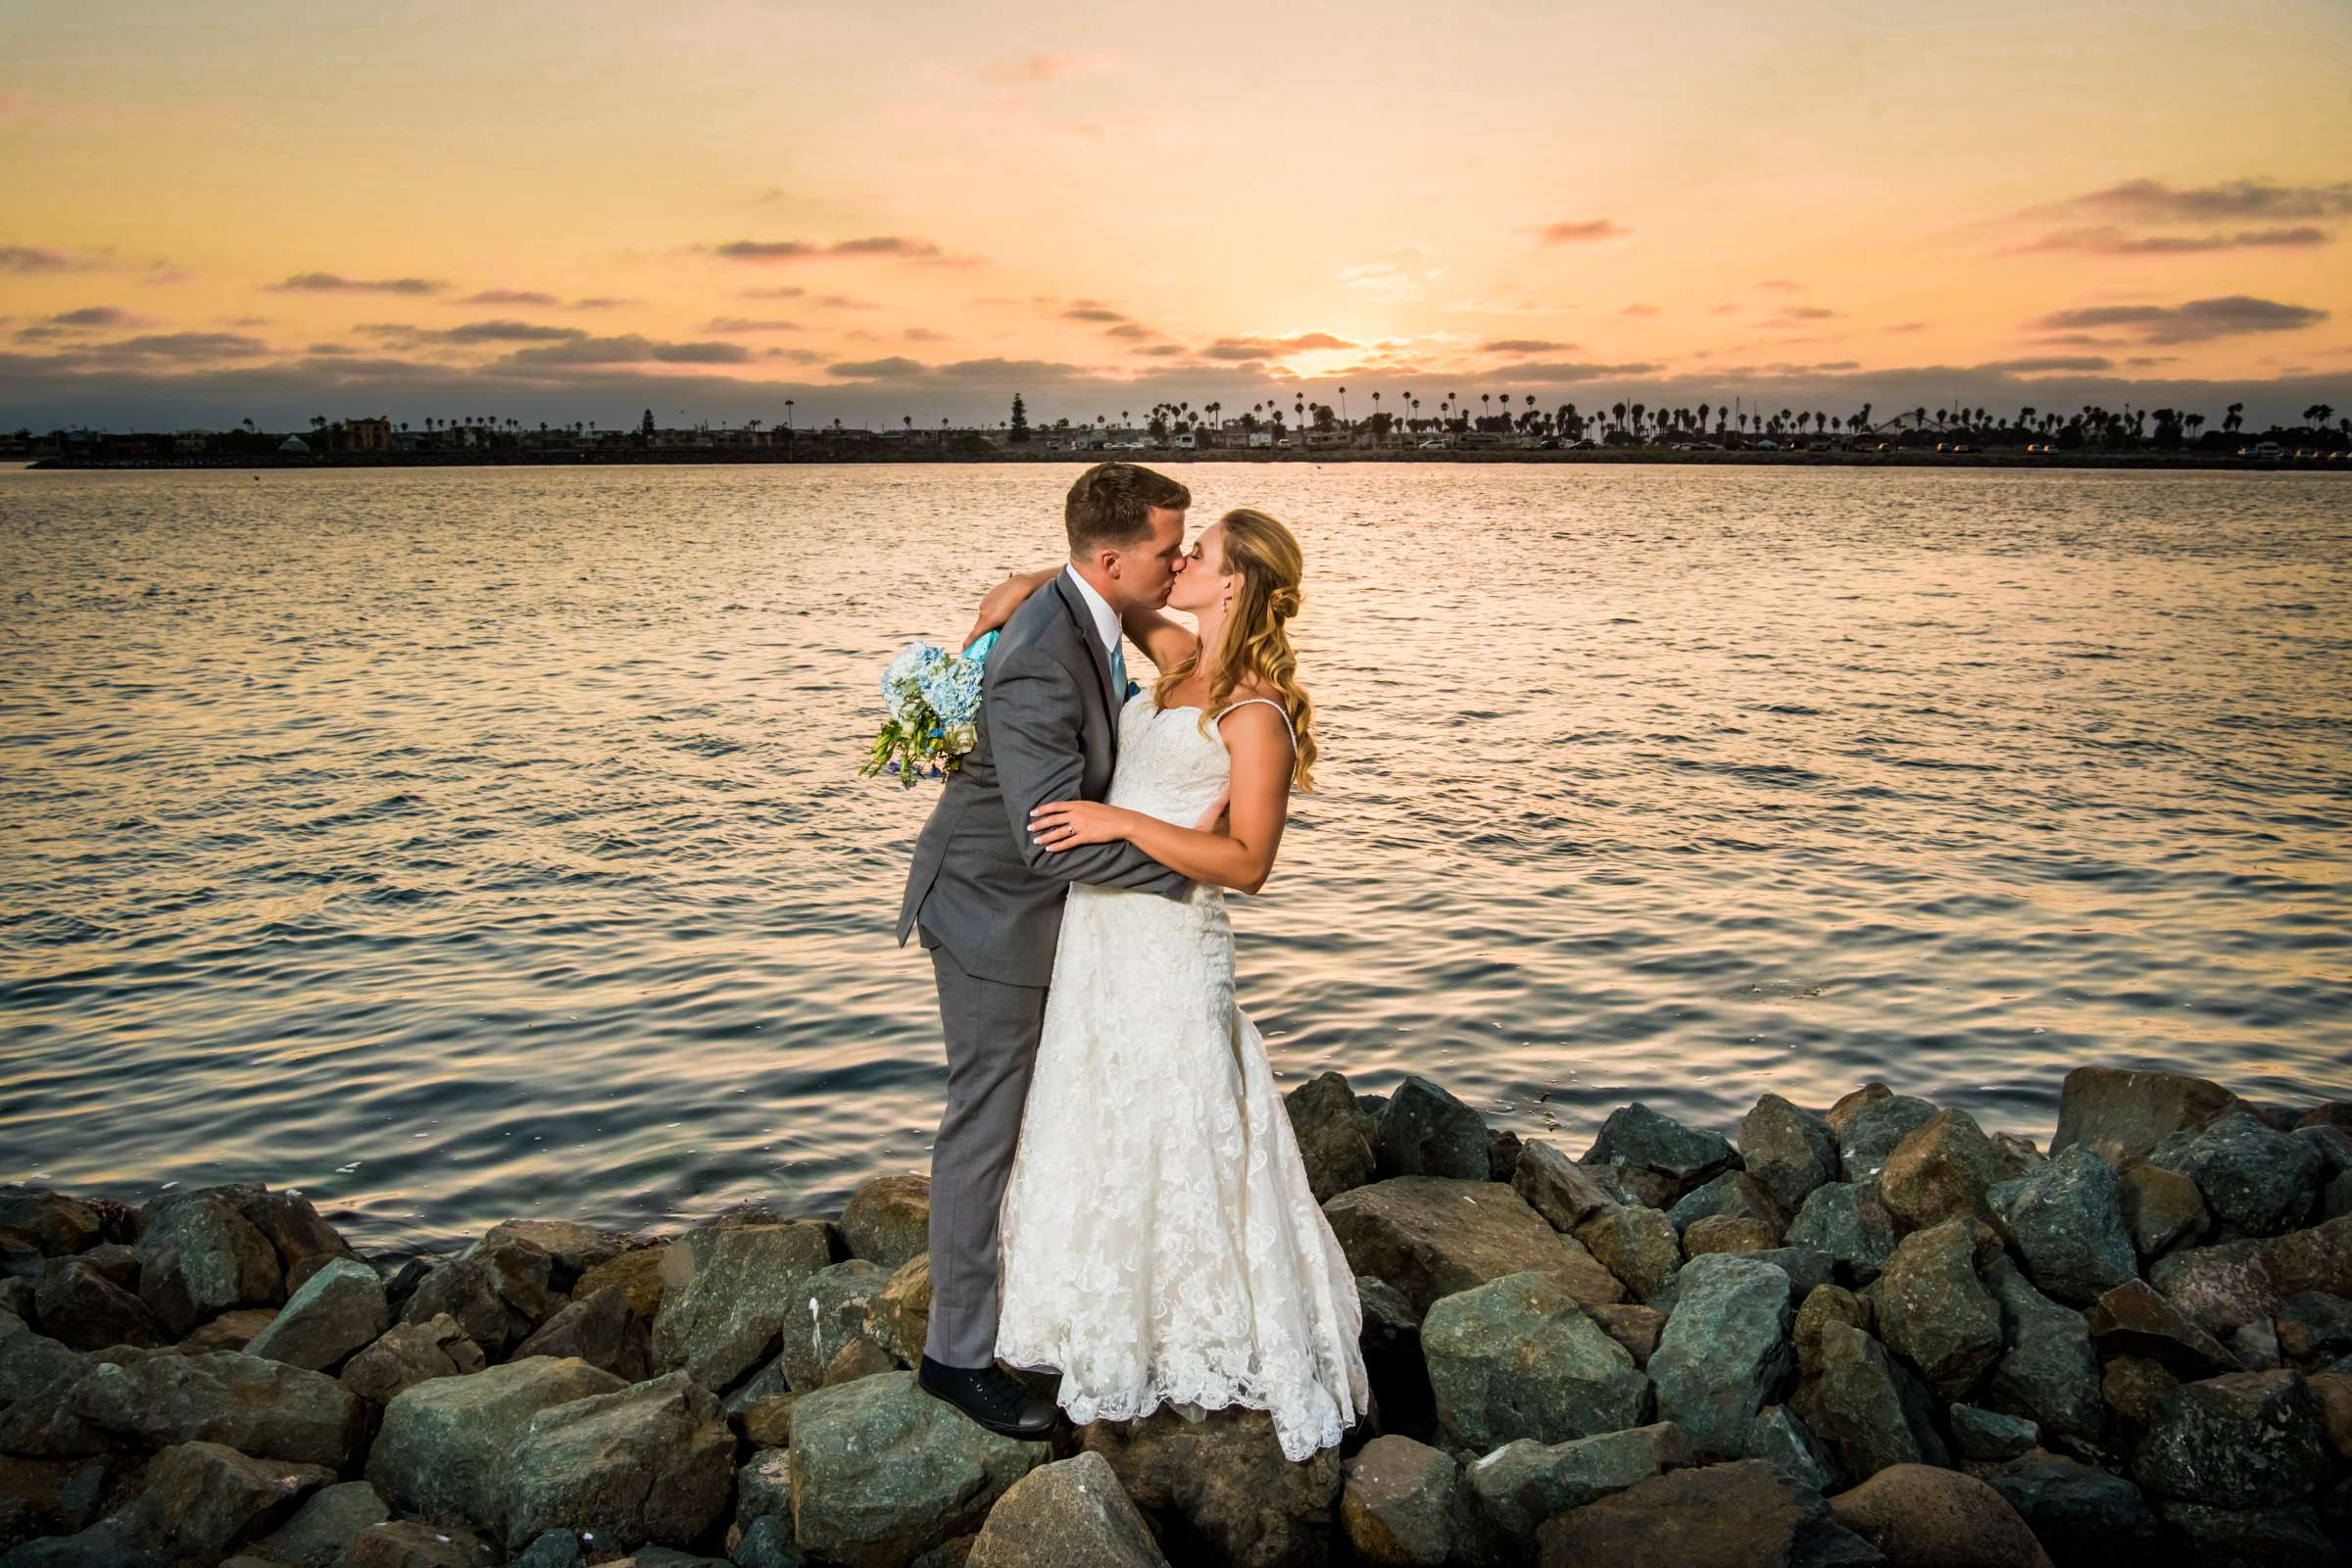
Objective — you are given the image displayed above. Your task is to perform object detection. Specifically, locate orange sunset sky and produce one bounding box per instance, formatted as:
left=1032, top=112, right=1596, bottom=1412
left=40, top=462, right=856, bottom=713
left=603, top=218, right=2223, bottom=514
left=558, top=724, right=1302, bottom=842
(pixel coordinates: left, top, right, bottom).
left=5, top=0, right=2348, bottom=431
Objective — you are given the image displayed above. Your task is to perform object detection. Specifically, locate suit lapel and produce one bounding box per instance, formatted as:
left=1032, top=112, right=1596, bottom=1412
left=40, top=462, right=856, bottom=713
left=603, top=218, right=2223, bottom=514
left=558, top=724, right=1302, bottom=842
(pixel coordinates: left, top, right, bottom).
left=1050, top=574, right=1120, bottom=749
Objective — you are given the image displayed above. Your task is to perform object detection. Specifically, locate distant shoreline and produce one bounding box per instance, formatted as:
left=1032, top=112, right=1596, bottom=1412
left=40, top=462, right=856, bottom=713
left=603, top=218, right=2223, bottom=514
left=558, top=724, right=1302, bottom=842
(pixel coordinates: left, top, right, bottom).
left=23, top=448, right=2347, bottom=472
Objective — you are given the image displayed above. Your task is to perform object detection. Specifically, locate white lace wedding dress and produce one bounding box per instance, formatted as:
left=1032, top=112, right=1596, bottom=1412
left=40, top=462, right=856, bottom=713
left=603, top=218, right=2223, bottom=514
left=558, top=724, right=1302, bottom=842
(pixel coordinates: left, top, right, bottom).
left=994, top=689, right=1372, bottom=1463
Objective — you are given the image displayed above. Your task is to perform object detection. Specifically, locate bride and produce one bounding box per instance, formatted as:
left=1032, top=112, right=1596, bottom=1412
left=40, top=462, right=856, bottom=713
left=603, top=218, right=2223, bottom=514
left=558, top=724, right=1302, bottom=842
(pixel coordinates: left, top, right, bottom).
left=961, top=506, right=1372, bottom=1464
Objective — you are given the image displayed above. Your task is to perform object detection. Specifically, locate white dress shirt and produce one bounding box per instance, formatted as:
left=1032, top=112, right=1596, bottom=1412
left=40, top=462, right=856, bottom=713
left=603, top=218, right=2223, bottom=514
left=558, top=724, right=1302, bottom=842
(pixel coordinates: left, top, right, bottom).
left=1060, top=564, right=1122, bottom=663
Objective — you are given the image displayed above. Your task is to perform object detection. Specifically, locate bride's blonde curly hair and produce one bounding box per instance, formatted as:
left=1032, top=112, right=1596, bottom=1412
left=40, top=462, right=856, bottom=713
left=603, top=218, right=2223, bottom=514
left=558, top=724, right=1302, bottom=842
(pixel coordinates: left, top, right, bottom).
left=1152, top=507, right=1319, bottom=794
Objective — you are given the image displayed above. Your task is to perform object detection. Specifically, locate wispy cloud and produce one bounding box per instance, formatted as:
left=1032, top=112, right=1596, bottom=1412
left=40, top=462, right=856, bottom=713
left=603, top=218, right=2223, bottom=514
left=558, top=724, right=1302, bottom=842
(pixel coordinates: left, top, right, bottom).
left=1531, top=220, right=1630, bottom=244
left=2011, top=225, right=2329, bottom=256
left=709, top=236, right=946, bottom=264
left=702, top=317, right=803, bottom=334
left=1480, top=338, right=1578, bottom=354
left=2030, top=293, right=2328, bottom=344
left=268, top=271, right=446, bottom=295
left=1198, top=332, right=1358, bottom=361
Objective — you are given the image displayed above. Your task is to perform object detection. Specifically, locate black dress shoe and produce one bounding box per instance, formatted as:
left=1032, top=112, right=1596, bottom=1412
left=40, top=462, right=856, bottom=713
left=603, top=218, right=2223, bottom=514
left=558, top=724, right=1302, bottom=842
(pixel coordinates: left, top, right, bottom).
left=917, top=1353, right=1057, bottom=1440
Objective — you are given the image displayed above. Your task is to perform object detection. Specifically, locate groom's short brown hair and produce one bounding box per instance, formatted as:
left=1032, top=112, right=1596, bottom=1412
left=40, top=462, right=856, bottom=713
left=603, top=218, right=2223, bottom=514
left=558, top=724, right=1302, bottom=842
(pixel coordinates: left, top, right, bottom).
left=1065, top=462, right=1190, bottom=556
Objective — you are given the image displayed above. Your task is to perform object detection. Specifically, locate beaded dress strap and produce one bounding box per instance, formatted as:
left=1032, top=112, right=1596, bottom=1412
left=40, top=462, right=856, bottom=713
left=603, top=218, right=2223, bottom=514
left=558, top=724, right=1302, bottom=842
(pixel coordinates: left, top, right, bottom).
left=1210, top=697, right=1297, bottom=750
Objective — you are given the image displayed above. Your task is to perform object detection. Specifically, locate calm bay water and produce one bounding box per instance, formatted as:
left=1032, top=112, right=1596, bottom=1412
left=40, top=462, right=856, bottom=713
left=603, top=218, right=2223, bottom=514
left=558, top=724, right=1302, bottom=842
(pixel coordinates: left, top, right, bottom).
left=3, top=462, right=2348, bottom=1257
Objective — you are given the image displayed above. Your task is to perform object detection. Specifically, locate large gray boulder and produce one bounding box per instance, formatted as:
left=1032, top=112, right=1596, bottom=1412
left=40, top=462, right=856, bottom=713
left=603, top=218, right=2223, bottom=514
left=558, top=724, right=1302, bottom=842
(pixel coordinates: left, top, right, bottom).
left=1337, top=1435, right=1459, bottom=1568
left=2132, top=1369, right=2332, bottom=1509
left=400, top=1235, right=557, bottom=1360
left=366, top=1354, right=626, bottom=1533
left=1986, top=1145, right=2138, bottom=1307
left=968, top=1448, right=1168, bottom=1568
left=1582, top=1104, right=1740, bottom=1203
left=1285, top=1072, right=1380, bottom=1203
left=246, top=1256, right=390, bottom=1373
left=2118, top=1162, right=2208, bottom=1260
left=1324, top=1177, right=1623, bottom=1316
left=1787, top=1181, right=1898, bottom=1288
left=1739, top=1095, right=1841, bottom=1217
left=1868, top=1217, right=2003, bottom=1400
left=1666, top=1172, right=1787, bottom=1241
left=99, top=1439, right=335, bottom=1564
left=1376, top=1075, right=1493, bottom=1181
left=1082, top=1401, right=1343, bottom=1568
left=788, top=1370, right=1048, bottom=1568
left=339, top=1311, right=486, bottom=1404
left=68, top=1348, right=368, bottom=1468
left=1979, top=1256, right=2106, bottom=1446
left=1422, top=1271, right=1649, bottom=1453
left=1826, top=1086, right=1938, bottom=1185
left=1532, top=1458, right=1883, bottom=1568
left=1463, top=1422, right=1696, bottom=1559
left=2152, top=1109, right=2326, bottom=1238
left=651, top=1220, right=833, bottom=1395
left=1648, top=1253, right=1796, bottom=1459
left=2048, top=1065, right=2238, bottom=1167
left=771, top=1258, right=892, bottom=1393
left=502, top=1369, right=735, bottom=1552
left=131, top=1190, right=284, bottom=1336
left=1789, top=1317, right=1949, bottom=1480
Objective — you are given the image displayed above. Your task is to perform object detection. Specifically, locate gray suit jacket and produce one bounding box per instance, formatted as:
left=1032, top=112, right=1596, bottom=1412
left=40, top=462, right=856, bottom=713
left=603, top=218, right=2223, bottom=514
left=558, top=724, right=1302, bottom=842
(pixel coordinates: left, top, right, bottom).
left=897, top=573, right=1193, bottom=986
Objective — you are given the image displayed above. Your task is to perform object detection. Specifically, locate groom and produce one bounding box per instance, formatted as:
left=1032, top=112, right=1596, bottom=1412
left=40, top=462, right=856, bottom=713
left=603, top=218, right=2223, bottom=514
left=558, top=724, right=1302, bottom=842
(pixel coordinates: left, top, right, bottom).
left=897, top=461, right=1198, bottom=1438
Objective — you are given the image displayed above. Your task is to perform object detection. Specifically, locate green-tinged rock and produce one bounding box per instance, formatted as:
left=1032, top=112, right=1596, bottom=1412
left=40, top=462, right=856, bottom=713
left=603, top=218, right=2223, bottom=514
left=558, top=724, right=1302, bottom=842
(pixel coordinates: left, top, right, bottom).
left=106, top=1439, right=335, bottom=1564
left=1739, top=1094, right=1841, bottom=1217
left=1828, top=1089, right=1937, bottom=1186
left=1749, top=1403, right=1841, bottom=1493
left=1667, top=1171, right=1788, bottom=1240
left=1788, top=1181, right=1898, bottom=1288
left=1583, top=1103, right=1740, bottom=1199
left=510, top=1284, right=645, bottom=1380
left=1949, top=1403, right=2038, bottom=1461
left=1463, top=1422, right=1696, bottom=1559
left=651, top=1220, right=833, bottom=1395
left=131, top=1189, right=284, bottom=1337
left=399, top=1235, right=556, bottom=1361
left=1649, top=1252, right=1796, bottom=1459
left=1789, top=1318, right=1948, bottom=1480
left=2154, top=1109, right=2325, bottom=1238
left=1980, top=1256, right=2106, bottom=1446
left=2156, top=1501, right=2339, bottom=1567
left=788, top=1370, right=1047, bottom=1568
left=1286, top=1072, right=1380, bottom=1203
left=1423, top=1271, right=1649, bottom=1453
left=338, top=1311, right=485, bottom=1405
left=1985, top=1145, right=2138, bottom=1307
left=2132, top=1369, right=2331, bottom=1509
left=502, top=1369, right=735, bottom=1553
left=366, top=1354, right=626, bottom=1535
left=246, top=1256, right=390, bottom=1373
left=1337, top=1435, right=1459, bottom=1568
left=773, top=1258, right=891, bottom=1393
left=1868, top=1217, right=2002, bottom=1400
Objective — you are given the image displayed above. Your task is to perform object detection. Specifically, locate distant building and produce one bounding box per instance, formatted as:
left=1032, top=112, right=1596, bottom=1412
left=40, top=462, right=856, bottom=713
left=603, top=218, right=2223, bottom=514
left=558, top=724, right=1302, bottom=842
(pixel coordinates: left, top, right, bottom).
left=278, top=435, right=310, bottom=454
left=335, top=416, right=391, bottom=453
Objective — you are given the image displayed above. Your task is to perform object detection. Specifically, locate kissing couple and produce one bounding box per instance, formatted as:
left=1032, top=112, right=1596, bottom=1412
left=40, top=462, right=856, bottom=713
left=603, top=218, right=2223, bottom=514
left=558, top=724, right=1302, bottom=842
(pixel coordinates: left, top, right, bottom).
left=895, top=461, right=1372, bottom=1463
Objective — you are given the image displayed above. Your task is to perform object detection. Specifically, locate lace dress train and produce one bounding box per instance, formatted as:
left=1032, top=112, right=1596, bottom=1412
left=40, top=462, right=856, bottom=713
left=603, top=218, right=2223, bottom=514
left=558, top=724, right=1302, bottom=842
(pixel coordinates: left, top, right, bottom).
left=993, top=693, right=1371, bottom=1463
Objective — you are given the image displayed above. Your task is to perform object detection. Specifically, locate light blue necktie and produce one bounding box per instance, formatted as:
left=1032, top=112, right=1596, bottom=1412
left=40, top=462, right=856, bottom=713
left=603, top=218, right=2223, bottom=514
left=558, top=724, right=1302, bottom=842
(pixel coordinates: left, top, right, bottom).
left=1108, top=640, right=1127, bottom=701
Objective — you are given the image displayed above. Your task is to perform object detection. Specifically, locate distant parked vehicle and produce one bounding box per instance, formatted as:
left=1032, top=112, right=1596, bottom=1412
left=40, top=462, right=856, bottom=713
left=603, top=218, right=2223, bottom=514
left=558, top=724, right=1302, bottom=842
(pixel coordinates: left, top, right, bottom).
left=2251, top=441, right=2283, bottom=458
left=1417, top=439, right=1447, bottom=449
left=1755, top=439, right=1779, bottom=451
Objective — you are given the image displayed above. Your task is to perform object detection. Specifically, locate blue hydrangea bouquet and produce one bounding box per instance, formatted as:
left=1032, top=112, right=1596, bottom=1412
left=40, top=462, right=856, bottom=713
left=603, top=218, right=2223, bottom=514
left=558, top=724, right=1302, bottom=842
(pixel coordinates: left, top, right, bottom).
left=860, top=630, right=999, bottom=787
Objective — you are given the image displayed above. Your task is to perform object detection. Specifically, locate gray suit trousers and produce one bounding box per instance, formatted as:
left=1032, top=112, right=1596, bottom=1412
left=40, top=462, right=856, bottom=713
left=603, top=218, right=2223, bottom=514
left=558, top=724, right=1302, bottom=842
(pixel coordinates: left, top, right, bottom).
left=922, top=930, right=1050, bottom=1367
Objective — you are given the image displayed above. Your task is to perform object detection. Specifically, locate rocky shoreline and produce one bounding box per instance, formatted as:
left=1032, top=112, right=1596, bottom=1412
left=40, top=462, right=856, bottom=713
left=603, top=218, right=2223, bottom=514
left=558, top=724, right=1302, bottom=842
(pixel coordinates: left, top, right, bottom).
left=3, top=1062, right=2348, bottom=1567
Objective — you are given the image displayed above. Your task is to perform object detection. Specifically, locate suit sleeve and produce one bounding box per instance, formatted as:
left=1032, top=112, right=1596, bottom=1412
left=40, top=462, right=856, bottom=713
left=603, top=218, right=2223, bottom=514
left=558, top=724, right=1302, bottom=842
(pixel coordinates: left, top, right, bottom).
left=988, top=647, right=1194, bottom=899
